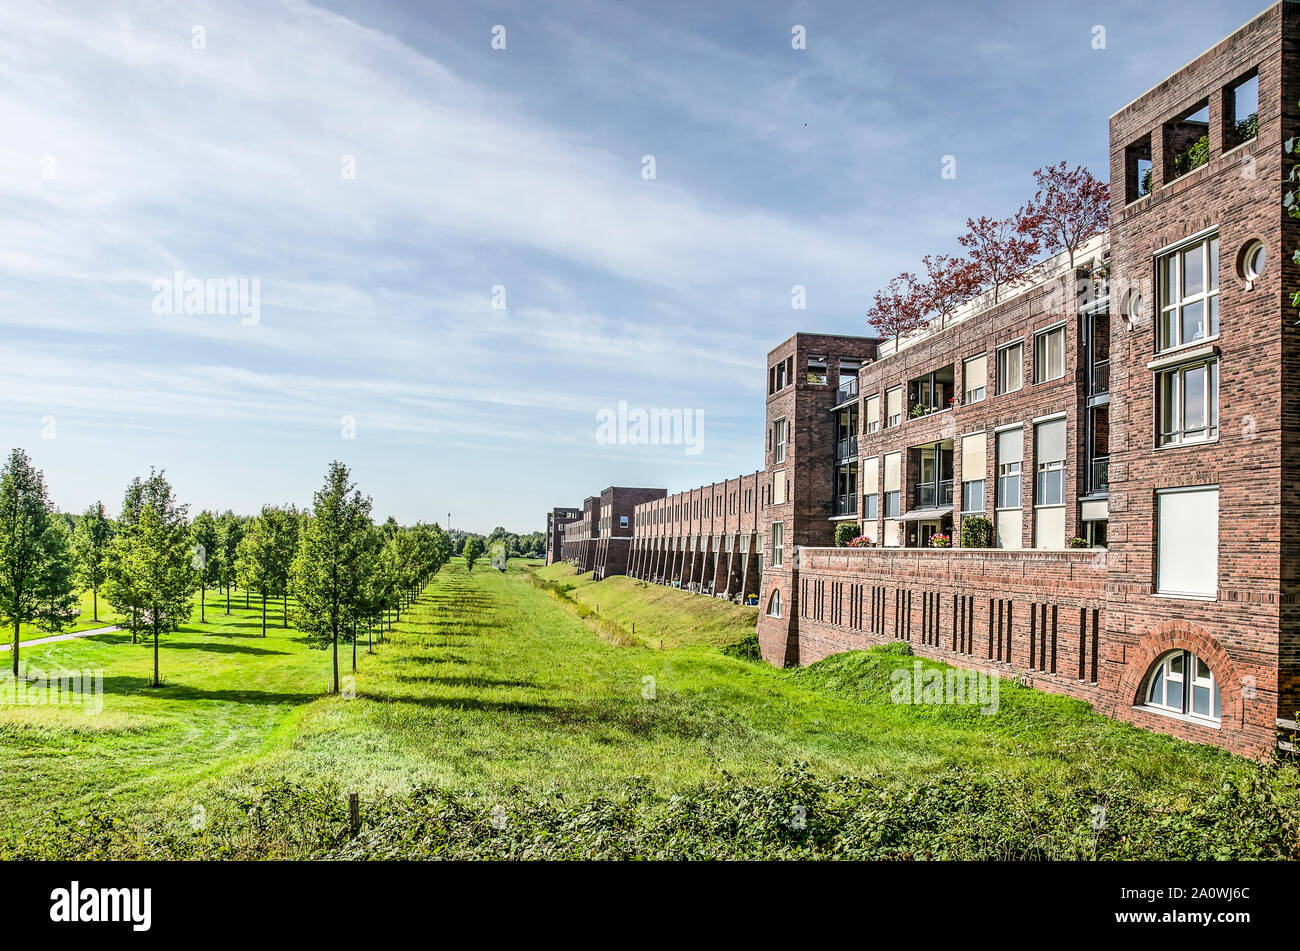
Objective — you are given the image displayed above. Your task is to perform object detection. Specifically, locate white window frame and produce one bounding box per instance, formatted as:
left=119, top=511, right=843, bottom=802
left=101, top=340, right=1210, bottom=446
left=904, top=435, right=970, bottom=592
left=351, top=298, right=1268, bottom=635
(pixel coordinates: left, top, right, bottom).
left=1158, top=231, right=1219, bottom=353
left=963, top=354, right=987, bottom=404
left=1145, top=649, right=1222, bottom=723
left=996, top=340, right=1023, bottom=395
left=767, top=589, right=782, bottom=618
left=1033, top=324, right=1066, bottom=384
left=864, top=395, right=881, bottom=434
left=773, top=417, right=787, bottom=463
left=962, top=479, right=985, bottom=513
left=863, top=492, right=878, bottom=520
left=885, top=387, right=903, bottom=428
left=1156, top=358, right=1218, bottom=447
left=883, top=490, right=900, bottom=518
left=1155, top=485, right=1219, bottom=599
left=771, top=522, right=784, bottom=567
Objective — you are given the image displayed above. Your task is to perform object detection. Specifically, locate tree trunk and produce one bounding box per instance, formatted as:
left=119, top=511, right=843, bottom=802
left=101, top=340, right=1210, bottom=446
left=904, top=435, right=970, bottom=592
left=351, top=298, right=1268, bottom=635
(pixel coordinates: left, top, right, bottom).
left=261, top=590, right=267, bottom=637
left=352, top=623, right=357, bottom=672
left=283, top=591, right=288, bottom=628
left=245, top=588, right=249, bottom=609
left=226, top=584, right=230, bottom=614
left=367, top=620, right=372, bottom=655
left=131, top=607, right=138, bottom=644
left=11, top=619, right=18, bottom=677
left=331, top=623, right=339, bottom=695
left=200, top=583, right=206, bottom=623
left=92, top=586, right=98, bottom=622
left=152, top=610, right=160, bottom=687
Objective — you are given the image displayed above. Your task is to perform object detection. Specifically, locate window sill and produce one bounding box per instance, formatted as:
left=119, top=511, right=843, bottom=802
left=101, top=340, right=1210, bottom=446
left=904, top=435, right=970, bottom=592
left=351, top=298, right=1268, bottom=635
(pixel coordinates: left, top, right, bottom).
left=1131, top=704, right=1221, bottom=730
left=1151, top=590, right=1217, bottom=603
left=1154, top=436, right=1218, bottom=452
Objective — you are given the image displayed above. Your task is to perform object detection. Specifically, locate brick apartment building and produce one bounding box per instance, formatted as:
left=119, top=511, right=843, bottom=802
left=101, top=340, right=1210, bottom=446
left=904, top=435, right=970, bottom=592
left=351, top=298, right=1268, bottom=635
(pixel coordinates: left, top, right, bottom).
left=756, top=3, right=1298, bottom=755
left=550, top=3, right=1298, bottom=755
left=624, top=471, right=766, bottom=600
left=558, top=487, right=666, bottom=578
left=545, top=507, right=581, bottom=565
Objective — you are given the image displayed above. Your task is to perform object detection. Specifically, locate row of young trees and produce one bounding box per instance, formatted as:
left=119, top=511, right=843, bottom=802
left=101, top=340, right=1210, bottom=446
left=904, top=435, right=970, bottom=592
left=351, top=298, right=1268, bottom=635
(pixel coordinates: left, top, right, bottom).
left=0, top=450, right=453, bottom=693
left=867, top=161, right=1110, bottom=342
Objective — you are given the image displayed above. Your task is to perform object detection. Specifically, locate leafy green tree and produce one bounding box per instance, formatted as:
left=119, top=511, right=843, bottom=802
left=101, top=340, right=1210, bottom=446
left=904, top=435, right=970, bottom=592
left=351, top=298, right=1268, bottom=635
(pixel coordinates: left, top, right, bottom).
left=0, top=449, right=77, bottom=675
left=37, top=521, right=78, bottom=634
left=236, top=510, right=277, bottom=638
left=72, top=500, right=113, bottom=622
left=215, top=512, right=243, bottom=614
left=267, top=505, right=299, bottom=627
left=189, top=510, right=220, bottom=623
left=463, top=536, right=483, bottom=572
left=103, top=470, right=196, bottom=687
left=290, top=461, right=373, bottom=695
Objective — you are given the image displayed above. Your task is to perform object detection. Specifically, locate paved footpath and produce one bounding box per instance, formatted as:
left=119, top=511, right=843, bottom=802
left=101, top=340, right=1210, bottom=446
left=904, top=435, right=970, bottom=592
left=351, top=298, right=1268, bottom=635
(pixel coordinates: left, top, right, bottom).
left=0, top=625, right=121, bottom=652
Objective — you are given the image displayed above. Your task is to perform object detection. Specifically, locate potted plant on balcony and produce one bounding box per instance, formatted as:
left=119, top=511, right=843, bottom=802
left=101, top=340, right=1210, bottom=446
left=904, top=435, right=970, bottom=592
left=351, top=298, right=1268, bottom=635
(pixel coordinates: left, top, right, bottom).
left=929, top=532, right=952, bottom=548
left=908, top=403, right=927, bottom=419
left=847, top=535, right=874, bottom=548
left=1068, top=536, right=1090, bottom=549
left=745, top=593, right=758, bottom=606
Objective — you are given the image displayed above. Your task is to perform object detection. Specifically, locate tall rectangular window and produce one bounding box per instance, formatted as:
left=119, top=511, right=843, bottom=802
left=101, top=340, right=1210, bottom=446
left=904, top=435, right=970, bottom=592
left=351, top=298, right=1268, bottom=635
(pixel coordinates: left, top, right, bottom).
left=861, top=456, right=878, bottom=519
left=1158, top=233, right=1219, bottom=351
left=1034, top=326, right=1065, bottom=383
left=883, top=451, right=901, bottom=517
left=773, top=418, right=787, bottom=463
left=885, top=387, right=903, bottom=427
left=963, top=354, right=987, bottom=404
left=961, top=431, right=986, bottom=512
left=1035, top=418, right=1066, bottom=506
left=807, top=356, right=828, bottom=384
left=996, top=428, right=1023, bottom=509
left=1158, top=359, right=1218, bottom=446
left=997, top=341, right=1023, bottom=394
left=771, top=471, right=786, bottom=505
left=1157, top=487, right=1218, bottom=598
left=771, top=522, right=784, bottom=567
left=864, top=395, right=880, bottom=434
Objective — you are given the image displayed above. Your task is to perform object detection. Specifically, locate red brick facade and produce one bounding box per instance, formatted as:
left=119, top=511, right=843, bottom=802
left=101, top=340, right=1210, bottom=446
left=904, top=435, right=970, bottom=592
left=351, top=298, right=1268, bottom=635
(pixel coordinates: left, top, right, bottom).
left=558, top=487, right=666, bottom=577
left=626, top=471, right=765, bottom=601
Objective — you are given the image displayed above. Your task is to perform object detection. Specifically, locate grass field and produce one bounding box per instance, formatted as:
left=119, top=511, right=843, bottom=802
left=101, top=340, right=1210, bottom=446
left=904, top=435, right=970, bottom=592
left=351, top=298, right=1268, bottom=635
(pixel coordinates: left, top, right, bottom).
left=0, top=557, right=1294, bottom=859
left=531, top=562, right=757, bottom=649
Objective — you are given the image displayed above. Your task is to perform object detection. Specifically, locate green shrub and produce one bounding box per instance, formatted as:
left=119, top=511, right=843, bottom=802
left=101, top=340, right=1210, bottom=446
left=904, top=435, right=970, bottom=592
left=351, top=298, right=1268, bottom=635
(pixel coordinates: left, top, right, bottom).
left=959, top=514, right=993, bottom=549
left=834, top=523, right=858, bottom=547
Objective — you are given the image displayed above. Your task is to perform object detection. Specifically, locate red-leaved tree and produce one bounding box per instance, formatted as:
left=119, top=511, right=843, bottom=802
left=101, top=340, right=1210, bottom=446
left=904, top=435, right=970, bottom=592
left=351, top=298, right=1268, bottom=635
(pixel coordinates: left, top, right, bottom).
left=1021, top=161, right=1110, bottom=269
left=921, top=253, right=979, bottom=329
left=958, top=214, right=1040, bottom=303
left=867, top=272, right=929, bottom=344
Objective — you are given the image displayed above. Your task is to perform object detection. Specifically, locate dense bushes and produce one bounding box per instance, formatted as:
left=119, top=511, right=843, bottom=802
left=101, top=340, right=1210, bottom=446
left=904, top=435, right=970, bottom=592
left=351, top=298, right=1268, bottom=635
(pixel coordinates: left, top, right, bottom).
left=8, top=759, right=1296, bottom=860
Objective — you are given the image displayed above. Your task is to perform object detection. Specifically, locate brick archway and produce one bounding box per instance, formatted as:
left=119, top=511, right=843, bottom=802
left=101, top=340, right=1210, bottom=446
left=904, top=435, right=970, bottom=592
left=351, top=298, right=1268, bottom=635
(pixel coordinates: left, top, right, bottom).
left=1117, top=621, right=1242, bottom=721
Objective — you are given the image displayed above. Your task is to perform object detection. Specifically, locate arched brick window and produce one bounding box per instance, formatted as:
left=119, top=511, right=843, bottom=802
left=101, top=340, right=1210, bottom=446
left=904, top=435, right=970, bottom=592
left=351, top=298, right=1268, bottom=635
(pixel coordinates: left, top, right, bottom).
left=766, top=589, right=782, bottom=618
left=1144, top=649, right=1221, bottom=722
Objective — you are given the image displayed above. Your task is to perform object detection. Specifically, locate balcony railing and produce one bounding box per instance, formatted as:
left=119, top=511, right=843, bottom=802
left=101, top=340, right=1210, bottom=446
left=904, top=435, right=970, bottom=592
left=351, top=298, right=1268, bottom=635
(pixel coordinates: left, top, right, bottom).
left=1089, top=456, right=1109, bottom=495
left=1090, top=359, right=1110, bottom=397
left=832, top=493, right=857, bottom=516
left=914, top=479, right=953, bottom=509
left=835, top=435, right=858, bottom=461
left=836, top=376, right=859, bottom=404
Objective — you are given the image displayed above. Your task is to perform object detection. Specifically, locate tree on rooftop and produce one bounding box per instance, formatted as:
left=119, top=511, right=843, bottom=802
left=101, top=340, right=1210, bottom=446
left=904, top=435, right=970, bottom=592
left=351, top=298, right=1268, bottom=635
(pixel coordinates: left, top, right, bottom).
left=866, top=272, right=929, bottom=344
left=1020, top=161, right=1110, bottom=270
left=958, top=213, right=1040, bottom=303
left=920, top=253, right=979, bottom=329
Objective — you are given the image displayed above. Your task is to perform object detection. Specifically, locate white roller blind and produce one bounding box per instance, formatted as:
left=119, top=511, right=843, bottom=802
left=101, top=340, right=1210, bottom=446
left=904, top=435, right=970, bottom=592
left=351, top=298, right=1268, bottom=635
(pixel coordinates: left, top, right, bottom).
left=886, top=388, right=902, bottom=419
left=865, top=395, right=880, bottom=424
left=997, top=427, right=1023, bottom=465
left=862, top=456, right=879, bottom=494
left=964, top=354, right=986, bottom=392
left=1157, top=488, right=1218, bottom=597
left=884, top=452, right=901, bottom=492
left=1035, top=418, right=1066, bottom=463
left=961, top=432, right=987, bottom=482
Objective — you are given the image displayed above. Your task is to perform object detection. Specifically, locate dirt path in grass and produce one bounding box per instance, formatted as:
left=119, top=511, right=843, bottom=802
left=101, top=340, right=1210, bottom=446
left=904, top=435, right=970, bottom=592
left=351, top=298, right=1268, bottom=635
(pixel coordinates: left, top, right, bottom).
left=0, top=624, right=120, bottom=652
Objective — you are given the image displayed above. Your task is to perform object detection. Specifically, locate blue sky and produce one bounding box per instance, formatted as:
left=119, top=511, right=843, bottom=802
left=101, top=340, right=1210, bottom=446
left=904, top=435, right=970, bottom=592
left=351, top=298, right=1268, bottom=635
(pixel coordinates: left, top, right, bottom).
left=0, top=0, right=1268, bottom=531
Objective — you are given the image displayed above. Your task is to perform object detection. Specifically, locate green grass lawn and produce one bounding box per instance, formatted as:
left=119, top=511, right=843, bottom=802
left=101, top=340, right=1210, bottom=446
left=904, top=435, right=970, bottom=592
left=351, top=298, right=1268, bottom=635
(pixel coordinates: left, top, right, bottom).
left=530, top=562, right=757, bottom=649
left=0, top=558, right=1291, bottom=859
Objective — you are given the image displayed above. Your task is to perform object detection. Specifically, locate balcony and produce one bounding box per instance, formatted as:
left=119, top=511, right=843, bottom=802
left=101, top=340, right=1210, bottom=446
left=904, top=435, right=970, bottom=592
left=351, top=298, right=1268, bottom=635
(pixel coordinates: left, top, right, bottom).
left=914, top=479, right=953, bottom=509
left=1089, top=456, right=1109, bottom=495
left=832, top=494, right=857, bottom=516
left=835, top=375, right=859, bottom=405
left=1089, top=359, right=1110, bottom=399
left=835, top=435, right=858, bottom=461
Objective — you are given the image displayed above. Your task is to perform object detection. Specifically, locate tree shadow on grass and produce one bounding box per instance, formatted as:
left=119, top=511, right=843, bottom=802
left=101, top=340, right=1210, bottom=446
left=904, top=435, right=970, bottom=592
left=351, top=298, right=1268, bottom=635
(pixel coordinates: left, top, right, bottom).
left=152, top=641, right=291, bottom=656
left=97, top=676, right=321, bottom=705
left=392, top=674, right=535, bottom=690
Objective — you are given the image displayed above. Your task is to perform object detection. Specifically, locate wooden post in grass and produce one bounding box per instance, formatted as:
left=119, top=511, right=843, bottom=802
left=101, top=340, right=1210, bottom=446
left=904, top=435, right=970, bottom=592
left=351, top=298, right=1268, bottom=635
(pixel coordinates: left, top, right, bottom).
left=348, top=793, right=360, bottom=834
